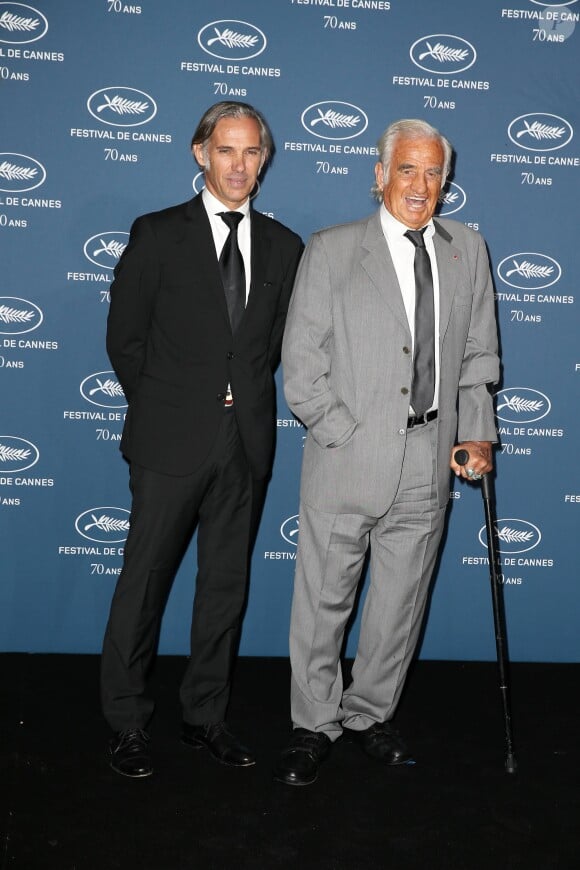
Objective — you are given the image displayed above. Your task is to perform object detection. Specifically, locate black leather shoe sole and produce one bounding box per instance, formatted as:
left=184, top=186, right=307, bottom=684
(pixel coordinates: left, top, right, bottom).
left=108, top=731, right=153, bottom=778
left=181, top=734, right=255, bottom=766
left=348, top=724, right=413, bottom=765
left=181, top=725, right=255, bottom=767
left=109, top=756, right=153, bottom=778
left=273, top=730, right=331, bottom=786
left=273, top=756, right=319, bottom=786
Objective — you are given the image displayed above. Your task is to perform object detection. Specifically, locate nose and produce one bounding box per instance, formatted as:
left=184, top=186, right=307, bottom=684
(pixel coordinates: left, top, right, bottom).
left=231, top=151, right=246, bottom=172
left=410, top=173, right=428, bottom=193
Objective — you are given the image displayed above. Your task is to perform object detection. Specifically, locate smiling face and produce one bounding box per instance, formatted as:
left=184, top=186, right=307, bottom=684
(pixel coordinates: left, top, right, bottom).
left=376, top=135, right=445, bottom=229
left=193, top=116, right=265, bottom=210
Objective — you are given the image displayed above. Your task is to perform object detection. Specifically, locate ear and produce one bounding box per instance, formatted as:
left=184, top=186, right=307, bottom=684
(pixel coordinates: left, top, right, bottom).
left=192, top=143, right=205, bottom=168
left=374, top=161, right=385, bottom=188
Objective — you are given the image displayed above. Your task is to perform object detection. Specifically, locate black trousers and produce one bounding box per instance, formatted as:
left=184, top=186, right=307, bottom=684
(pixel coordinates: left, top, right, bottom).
left=101, top=411, right=259, bottom=732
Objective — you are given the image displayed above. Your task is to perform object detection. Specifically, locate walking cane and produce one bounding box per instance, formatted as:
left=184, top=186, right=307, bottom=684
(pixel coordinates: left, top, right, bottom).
left=454, top=448, right=517, bottom=774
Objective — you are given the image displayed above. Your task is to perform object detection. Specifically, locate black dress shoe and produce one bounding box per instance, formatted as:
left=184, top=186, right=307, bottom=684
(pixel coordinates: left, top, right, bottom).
left=273, top=728, right=331, bottom=786
left=181, top=721, right=255, bottom=767
left=108, top=728, right=152, bottom=778
left=350, top=721, right=413, bottom=765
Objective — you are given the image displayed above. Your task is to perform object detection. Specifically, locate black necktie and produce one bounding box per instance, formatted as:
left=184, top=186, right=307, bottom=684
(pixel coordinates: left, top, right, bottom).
left=218, top=211, right=245, bottom=333
left=405, top=228, right=435, bottom=417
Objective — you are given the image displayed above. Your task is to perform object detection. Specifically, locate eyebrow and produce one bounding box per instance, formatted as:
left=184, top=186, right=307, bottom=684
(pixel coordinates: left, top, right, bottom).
left=215, top=145, right=262, bottom=152
left=397, top=162, right=442, bottom=173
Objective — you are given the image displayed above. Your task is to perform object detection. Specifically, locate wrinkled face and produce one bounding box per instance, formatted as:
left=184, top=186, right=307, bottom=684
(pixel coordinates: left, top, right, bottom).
left=193, top=116, right=265, bottom=210
left=376, top=135, right=445, bottom=229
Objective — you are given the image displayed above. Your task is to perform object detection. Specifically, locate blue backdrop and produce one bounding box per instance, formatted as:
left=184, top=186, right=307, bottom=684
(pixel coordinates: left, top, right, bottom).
left=1, top=0, right=579, bottom=662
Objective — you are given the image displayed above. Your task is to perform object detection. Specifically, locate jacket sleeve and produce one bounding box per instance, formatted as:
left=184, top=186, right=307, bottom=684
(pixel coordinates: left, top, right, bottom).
left=106, top=215, right=160, bottom=402
left=282, top=231, right=357, bottom=448
left=267, top=235, right=304, bottom=372
left=457, top=232, right=500, bottom=443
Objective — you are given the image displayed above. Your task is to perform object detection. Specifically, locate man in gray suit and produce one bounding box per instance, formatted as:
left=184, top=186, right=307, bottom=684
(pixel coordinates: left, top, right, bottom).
left=275, top=119, right=500, bottom=786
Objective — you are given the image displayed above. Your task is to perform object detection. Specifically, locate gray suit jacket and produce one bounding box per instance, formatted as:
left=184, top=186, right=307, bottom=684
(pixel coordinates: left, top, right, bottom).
left=282, top=210, right=500, bottom=516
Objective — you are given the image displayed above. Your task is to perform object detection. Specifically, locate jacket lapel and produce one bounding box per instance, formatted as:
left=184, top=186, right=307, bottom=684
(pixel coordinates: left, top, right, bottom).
left=360, top=211, right=410, bottom=334
left=433, top=219, right=461, bottom=341
left=182, top=195, right=232, bottom=329
left=239, top=209, right=271, bottom=328
left=183, top=198, right=272, bottom=335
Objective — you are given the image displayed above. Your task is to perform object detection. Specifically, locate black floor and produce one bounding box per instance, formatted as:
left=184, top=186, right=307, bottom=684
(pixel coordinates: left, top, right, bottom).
left=1, top=655, right=579, bottom=870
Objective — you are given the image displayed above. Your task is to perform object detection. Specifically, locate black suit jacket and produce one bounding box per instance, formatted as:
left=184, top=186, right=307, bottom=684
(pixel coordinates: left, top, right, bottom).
left=107, top=194, right=303, bottom=478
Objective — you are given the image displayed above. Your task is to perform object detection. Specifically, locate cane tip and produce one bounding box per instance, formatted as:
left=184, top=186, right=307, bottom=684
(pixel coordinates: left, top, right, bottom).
left=505, top=753, right=517, bottom=775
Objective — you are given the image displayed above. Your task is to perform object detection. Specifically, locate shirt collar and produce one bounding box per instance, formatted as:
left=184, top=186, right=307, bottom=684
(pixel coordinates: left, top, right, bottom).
left=202, top=187, right=251, bottom=219
left=380, top=204, right=435, bottom=242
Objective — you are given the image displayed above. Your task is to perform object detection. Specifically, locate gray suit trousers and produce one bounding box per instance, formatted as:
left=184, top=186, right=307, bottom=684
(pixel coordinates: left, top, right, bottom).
left=289, top=419, right=446, bottom=740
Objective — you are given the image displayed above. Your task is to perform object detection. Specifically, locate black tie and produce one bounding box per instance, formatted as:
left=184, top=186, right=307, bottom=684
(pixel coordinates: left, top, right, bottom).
left=405, top=228, right=435, bottom=417
left=218, top=211, right=246, bottom=333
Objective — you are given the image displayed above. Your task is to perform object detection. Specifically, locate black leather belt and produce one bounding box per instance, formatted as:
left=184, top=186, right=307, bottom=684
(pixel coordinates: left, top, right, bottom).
left=407, top=409, right=438, bottom=429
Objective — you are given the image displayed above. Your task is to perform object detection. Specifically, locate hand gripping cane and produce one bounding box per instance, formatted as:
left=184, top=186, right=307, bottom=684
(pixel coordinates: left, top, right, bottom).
left=454, top=449, right=517, bottom=774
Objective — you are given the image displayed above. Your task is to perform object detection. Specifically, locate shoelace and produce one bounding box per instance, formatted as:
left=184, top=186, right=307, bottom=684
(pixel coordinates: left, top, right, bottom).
left=365, top=723, right=402, bottom=745
left=290, top=731, right=328, bottom=752
left=115, top=728, right=149, bottom=751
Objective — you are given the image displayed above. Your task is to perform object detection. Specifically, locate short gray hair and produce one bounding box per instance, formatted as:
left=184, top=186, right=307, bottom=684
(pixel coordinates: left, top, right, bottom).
left=191, top=101, right=273, bottom=164
left=371, top=118, right=453, bottom=200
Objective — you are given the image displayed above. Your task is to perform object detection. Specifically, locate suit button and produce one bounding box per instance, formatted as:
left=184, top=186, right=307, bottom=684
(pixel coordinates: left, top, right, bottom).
left=227, top=352, right=234, bottom=360
left=217, top=393, right=225, bottom=401
left=403, top=346, right=410, bottom=354
left=401, top=387, right=409, bottom=395
left=399, top=428, right=406, bottom=436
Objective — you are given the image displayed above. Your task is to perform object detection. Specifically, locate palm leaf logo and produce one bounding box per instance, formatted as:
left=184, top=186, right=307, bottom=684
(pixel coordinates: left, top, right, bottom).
left=88, top=378, right=124, bottom=398
left=418, top=42, right=468, bottom=63
left=505, top=260, right=554, bottom=280
left=84, top=514, right=130, bottom=534
left=0, top=11, right=40, bottom=32
left=0, top=161, right=38, bottom=181
left=0, top=443, right=31, bottom=462
left=310, top=110, right=361, bottom=130
left=440, top=191, right=458, bottom=205
left=96, top=94, right=149, bottom=116
left=496, top=526, right=534, bottom=545
left=0, top=304, right=35, bottom=324
left=206, top=27, right=258, bottom=49
left=516, top=121, right=566, bottom=141
left=496, top=395, right=544, bottom=415
left=92, top=239, right=126, bottom=260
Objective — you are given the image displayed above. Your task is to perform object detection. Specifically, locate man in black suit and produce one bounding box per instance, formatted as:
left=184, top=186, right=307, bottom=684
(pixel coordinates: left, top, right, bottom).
left=101, top=101, right=303, bottom=778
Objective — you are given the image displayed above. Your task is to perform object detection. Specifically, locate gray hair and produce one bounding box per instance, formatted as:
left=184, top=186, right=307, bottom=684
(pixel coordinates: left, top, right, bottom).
left=371, top=118, right=453, bottom=200
left=191, top=101, right=273, bottom=165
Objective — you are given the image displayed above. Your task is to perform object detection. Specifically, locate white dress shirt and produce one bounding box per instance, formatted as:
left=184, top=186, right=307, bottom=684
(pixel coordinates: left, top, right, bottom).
left=202, top=188, right=252, bottom=405
left=202, top=187, right=251, bottom=302
left=379, top=204, right=440, bottom=414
